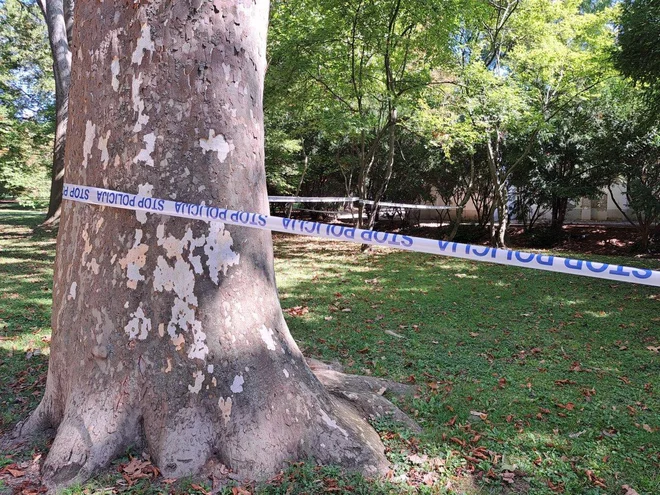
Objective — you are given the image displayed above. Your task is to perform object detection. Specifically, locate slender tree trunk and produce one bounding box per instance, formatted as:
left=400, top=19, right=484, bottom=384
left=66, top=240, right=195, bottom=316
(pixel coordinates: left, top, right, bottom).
left=366, top=108, right=397, bottom=230
left=14, top=2, right=399, bottom=489
left=550, top=196, right=568, bottom=230
left=38, top=0, right=72, bottom=227
left=447, top=158, right=475, bottom=241
left=286, top=142, right=308, bottom=218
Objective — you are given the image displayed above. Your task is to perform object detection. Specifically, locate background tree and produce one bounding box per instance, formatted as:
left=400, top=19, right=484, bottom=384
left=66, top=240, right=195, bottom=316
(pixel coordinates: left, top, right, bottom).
left=267, top=0, right=463, bottom=228
left=591, top=81, right=660, bottom=250
left=36, top=0, right=72, bottom=226
left=614, top=0, right=660, bottom=118
left=0, top=0, right=53, bottom=206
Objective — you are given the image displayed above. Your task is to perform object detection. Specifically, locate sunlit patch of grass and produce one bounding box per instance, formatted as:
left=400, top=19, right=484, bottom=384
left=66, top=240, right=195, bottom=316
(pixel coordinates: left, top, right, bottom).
left=274, top=236, right=660, bottom=494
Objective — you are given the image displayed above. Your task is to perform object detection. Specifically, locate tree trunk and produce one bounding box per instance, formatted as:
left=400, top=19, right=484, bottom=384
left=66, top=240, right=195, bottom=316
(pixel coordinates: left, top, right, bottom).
left=550, top=196, right=568, bottom=230
left=286, top=143, right=308, bottom=218
left=15, top=2, right=393, bottom=489
left=38, top=0, right=72, bottom=227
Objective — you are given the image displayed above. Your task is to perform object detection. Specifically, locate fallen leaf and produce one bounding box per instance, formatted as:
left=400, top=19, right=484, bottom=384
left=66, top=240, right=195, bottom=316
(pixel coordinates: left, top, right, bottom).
left=423, top=472, right=438, bottom=486
left=502, top=472, right=515, bottom=484
left=341, top=308, right=352, bottom=312
left=6, top=467, right=25, bottom=478
left=470, top=410, right=488, bottom=420
left=450, top=437, right=466, bottom=447
left=407, top=453, right=428, bottom=465
left=324, top=316, right=333, bottom=321
left=546, top=479, right=565, bottom=493
left=284, top=306, right=309, bottom=317
left=622, top=484, right=640, bottom=495
left=584, top=469, right=607, bottom=489
left=646, top=346, right=660, bottom=354
left=191, top=484, right=210, bottom=495
left=642, top=424, right=653, bottom=433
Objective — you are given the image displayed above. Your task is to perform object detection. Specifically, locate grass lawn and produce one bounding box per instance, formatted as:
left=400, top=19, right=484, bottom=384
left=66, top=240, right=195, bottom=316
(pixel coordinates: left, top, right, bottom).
left=0, top=209, right=658, bottom=494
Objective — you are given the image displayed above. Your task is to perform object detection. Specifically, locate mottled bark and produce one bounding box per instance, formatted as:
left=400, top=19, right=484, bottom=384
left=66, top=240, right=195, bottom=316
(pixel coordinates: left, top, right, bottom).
left=15, top=1, right=402, bottom=489
left=37, top=0, right=72, bottom=227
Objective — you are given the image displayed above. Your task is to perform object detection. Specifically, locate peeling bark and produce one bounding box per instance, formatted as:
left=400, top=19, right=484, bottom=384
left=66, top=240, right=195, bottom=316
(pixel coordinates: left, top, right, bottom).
left=12, top=1, right=418, bottom=490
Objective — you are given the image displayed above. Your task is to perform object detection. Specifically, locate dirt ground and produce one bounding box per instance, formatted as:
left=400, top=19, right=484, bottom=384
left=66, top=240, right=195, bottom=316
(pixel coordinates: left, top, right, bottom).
left=374, top=220, right=660, bottom=260
left=508, top=224, right=659, bottom=258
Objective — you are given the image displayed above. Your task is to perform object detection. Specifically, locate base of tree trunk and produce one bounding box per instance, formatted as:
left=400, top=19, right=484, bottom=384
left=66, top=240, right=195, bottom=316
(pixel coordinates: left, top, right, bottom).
left=4, top=359, right=418, bottom=491
left=37, top=207, right=61, bottom=230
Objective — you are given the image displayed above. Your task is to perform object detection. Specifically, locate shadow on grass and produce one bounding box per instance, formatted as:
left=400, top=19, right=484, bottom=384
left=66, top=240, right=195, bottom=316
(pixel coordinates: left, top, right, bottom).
left=0, top=346, right=48, bottom=435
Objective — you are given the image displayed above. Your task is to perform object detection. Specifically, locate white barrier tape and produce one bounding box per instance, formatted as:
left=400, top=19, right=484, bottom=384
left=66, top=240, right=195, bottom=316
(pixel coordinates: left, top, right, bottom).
left=360, top=200, right=457, bottom=210
left=63, top=183, right=660, bottom=287
left=268, top=196, right=359, bottom=203
left=268, top=196, right=458, bottom=210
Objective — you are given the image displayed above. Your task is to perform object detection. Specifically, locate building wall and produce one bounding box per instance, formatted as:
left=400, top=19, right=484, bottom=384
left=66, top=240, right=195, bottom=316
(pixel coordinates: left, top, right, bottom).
left=424, top=183, right=633, bottom=223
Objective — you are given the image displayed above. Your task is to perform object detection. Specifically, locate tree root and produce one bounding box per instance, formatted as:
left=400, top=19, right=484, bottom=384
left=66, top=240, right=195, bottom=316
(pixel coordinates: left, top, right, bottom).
left=308, top=359, right=421, bottom=433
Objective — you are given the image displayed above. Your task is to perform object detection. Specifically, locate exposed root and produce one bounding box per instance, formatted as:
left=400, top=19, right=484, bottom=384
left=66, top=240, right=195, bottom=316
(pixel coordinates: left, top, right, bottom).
left=333, top=389, right=421, bottom=433
left=308, top=362, right=417, bottom=399
left=2, top=396, right=57, bottom=454
left=307, top=396, right=391, bottom=477
left=309, top=361, right=421, bottom=433
left=35, top=381, right=142, bottom=490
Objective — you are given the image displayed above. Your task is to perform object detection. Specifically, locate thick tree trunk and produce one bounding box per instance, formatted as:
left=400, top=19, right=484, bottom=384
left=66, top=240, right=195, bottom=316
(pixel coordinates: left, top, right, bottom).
left=38, top=0, right=72, bottom=227
left=15, top=1, right=393, bottom=489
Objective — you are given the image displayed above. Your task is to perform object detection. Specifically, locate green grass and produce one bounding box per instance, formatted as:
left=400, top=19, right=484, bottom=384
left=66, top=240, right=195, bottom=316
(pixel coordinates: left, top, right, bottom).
left=1, top=211, right=658, bottom=494
left=0, top=209, right=54, bottom=432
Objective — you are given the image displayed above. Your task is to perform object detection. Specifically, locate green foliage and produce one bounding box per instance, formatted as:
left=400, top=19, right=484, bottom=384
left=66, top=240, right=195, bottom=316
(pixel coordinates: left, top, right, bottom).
left=614, top=0, right=660, bottom=117
left=588, top=80, right=660, bottom=249
left=0, top=0, right=54, bottom=205
left=266, top=0, right=465, bottom=204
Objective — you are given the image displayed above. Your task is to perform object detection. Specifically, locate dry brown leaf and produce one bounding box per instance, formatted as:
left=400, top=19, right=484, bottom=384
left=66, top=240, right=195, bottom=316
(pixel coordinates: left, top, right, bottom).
left=470, top=410, right=488, bottom=420
left=6, top=467, right=25, bottom=478
left=191, top=484, right=210, bottom=494
left=502, top=472, right=515, bottom=484
left=622, top=484, right=640, bottom=495
left=284, top=306, right=309, bottom=317
left=407, top=453, right=428, bottom=465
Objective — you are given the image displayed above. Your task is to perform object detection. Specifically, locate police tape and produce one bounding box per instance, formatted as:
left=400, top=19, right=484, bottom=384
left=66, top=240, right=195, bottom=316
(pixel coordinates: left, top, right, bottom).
left=267, top=196, right=458, bottom=210
left=63, top=183, right=660, bottom=287
left=268, top=196, right=359, bottom=203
